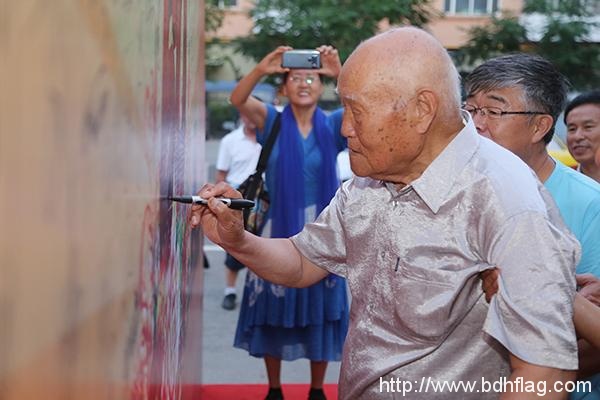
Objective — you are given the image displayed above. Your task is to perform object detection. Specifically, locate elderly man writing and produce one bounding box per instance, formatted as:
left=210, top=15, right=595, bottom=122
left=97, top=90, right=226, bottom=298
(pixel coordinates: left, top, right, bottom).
left=191, top=27, right=579, bottom=399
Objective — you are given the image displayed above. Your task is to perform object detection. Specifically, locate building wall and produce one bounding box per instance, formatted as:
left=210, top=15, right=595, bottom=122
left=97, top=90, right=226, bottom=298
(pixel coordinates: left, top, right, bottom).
left=428, top=0, right=524, bottom=49
left=0, top=1, right=205, bottom=399
left=207, top=0, right=256, bottom=40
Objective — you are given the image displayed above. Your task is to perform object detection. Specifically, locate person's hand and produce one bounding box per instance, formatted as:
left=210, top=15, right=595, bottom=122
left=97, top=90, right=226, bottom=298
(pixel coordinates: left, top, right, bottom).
left=577, top=273, right=600, bottom=307
left=480, top=267, right=500, bottom=303
left=189, top=182, right=246, bottom=249
left=316, top=45, right=342, bottom=79
left=256, top=45, right=292, bottom=76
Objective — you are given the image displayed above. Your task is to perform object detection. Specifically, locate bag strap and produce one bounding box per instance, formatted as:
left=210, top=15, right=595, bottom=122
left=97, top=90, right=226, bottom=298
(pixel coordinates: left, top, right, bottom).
left=254, top=112, right=282, bottom=174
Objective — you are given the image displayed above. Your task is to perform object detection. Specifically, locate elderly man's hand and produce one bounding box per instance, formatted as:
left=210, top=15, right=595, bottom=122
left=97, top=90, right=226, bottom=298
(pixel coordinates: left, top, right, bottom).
left=577, top=274, right=600, bottom=307
left=480, top=268, right=500, bottom=303
left=189, top=182, right=246, bottom=249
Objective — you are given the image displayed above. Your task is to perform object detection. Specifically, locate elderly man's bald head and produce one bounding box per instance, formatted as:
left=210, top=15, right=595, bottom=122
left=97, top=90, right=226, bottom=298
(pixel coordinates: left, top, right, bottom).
left=337, top=27, right=464, bottom=184
left=340, top=27, right=461, bottom=112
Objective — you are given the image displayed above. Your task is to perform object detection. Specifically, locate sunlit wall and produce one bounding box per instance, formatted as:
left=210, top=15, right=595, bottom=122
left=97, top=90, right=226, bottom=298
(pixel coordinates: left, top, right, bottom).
left=0, top=1, right=206, bottom=399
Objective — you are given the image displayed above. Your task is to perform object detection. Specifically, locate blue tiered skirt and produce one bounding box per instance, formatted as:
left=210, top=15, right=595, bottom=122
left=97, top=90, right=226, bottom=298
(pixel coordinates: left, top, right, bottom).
left=234, top=270, right=349, bottom=361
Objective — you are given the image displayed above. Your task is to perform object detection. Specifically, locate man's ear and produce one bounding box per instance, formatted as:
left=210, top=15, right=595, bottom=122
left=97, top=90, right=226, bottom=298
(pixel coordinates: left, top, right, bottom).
left=531, top=114, right=554, bottom=144
left=411, top=89, right=437, bottom=134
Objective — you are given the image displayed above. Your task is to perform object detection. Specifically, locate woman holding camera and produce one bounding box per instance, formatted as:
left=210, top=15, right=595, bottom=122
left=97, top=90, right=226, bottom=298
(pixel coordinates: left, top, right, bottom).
left=229, top=45, right=349, bottom=400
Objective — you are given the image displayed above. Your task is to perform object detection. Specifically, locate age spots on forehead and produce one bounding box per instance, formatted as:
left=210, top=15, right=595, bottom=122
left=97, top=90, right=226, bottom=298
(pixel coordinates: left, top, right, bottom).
left=393, top=101, right=405, bottom=113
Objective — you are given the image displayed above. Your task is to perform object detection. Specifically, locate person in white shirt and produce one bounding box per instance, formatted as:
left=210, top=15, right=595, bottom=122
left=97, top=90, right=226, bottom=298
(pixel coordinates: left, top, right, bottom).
left=215, top=113, right=262, bottom=310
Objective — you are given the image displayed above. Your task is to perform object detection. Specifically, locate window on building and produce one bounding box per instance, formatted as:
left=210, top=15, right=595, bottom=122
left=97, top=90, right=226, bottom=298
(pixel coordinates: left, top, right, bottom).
left=444, top=0, right=498, bottom=14
left=208, top=0, right=237, bottom=8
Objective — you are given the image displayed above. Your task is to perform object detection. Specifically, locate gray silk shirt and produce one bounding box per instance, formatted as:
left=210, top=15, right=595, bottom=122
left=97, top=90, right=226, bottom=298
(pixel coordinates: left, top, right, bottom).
left=291, top=116, right=580, bottom=399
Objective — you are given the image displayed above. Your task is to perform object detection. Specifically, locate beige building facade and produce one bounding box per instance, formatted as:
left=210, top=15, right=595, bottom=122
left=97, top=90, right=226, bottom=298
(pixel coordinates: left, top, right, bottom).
left=428, top=0, right=523, bottom=49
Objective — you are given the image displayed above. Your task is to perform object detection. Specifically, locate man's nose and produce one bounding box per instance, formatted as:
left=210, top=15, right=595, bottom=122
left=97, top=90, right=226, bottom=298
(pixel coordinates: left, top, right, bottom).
left=570, top=127, right=585, bottom=140
left=472, top=113, right=489, bottom=136
left=340, top=119, right=355, bottom=138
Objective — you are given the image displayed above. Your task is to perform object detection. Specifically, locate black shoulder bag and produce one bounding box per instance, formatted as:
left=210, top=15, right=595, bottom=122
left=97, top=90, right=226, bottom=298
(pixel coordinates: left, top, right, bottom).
left=237, top=113, right=281, bottom=234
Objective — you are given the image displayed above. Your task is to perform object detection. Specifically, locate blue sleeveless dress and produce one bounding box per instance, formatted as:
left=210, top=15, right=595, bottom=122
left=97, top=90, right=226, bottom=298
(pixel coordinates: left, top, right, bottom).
left=234, top=105, right=349, bottom=361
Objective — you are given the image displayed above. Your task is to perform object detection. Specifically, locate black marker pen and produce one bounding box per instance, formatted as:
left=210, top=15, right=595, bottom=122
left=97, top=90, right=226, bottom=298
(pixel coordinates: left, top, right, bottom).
left=168, top=196, right=255, bottom=210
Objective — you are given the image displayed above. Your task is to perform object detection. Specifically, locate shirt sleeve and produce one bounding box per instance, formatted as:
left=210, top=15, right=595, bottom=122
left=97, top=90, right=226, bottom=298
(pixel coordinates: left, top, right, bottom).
left=578, top=197, right=600, bottom=276
left=257, top=104, right=278, bottom=146
left=290, top=182, right=349, bottom=277
left=483, top=211, right=580, bottom=370
left=215, top=133, right=232, bottom=172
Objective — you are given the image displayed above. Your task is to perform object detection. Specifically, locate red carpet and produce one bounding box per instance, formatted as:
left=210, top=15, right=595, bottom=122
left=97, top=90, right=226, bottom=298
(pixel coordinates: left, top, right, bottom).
left=181, top=384, right=338, bottom=400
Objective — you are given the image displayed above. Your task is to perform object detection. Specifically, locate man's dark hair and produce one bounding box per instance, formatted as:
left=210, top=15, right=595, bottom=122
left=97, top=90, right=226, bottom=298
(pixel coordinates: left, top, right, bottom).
left=564, top=90, right=600, bottom=124
left=464, top=53, right=570, bottom=144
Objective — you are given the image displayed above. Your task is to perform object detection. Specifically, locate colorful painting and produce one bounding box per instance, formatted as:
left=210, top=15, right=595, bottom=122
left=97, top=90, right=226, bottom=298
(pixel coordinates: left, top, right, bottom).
left=0, top=1, right=205, bottom=399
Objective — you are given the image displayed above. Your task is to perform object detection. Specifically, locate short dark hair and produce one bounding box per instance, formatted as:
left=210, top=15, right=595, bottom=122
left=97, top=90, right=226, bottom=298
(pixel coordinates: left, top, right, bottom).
left=564, top=90, right=600, bottom=124
left=464, top=53, right=570, bottom=144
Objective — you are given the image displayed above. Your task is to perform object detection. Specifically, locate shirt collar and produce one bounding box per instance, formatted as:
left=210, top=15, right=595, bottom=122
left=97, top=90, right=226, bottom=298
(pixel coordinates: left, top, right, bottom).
left=239, top=127, right=258, bottom=143
left=410, top=112, right=480, bottom=214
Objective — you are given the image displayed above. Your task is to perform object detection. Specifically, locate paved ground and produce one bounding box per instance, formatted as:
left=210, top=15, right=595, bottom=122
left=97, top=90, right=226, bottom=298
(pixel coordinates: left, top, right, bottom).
left=201, top=139, right=341, bottom=385
left=202, top=245, right=342, bottom=384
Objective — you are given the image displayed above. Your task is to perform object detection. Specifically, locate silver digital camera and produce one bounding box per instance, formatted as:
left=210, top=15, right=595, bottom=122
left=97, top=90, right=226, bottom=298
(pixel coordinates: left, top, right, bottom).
left=281, top=50, right=321, bottom=69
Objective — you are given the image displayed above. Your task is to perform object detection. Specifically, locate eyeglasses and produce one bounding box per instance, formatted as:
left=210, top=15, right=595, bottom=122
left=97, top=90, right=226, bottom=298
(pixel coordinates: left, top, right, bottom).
left=288, top=75, right=316, bottom=85
left=463, top=104, right=547, bottom=120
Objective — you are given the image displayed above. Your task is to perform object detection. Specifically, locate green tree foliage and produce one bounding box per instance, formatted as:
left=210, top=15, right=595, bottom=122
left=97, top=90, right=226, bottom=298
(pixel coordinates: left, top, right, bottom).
left=205, top=3, right=240, bottom=80
left=536, top=19, right=599, bottom=89
left=458, top=16, right=527, bottom=65
left=458, top=0, right=600, bottom=90
left=523, top=0, right=592, bottom=16
left=234, top=0, right=436, bottom=64
left=205, top=2, right=224, bottom=33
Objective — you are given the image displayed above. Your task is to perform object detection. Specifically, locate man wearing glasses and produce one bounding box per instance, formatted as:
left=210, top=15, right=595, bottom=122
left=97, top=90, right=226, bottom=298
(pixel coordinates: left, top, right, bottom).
left=464, top=53, right=600, bottom=399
